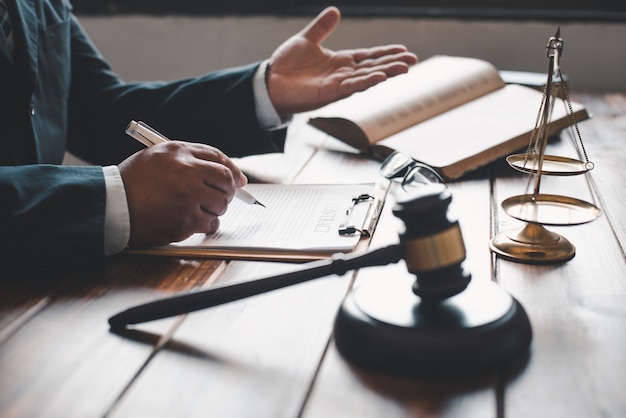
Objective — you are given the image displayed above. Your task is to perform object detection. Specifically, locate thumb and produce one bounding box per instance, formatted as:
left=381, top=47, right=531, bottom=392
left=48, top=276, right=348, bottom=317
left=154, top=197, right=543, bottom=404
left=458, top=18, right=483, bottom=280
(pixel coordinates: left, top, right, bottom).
left=300, top=6, right=341, bottom=45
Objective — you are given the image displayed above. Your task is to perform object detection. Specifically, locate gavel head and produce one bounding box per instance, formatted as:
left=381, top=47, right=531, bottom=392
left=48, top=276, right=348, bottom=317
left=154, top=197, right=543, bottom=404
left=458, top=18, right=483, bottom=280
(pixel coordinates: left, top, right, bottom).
left=392, top=184, right=471, bottom=302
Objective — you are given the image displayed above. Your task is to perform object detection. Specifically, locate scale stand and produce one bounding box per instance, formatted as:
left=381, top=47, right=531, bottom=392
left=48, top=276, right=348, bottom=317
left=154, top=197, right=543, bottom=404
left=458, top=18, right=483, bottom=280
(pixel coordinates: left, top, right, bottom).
left=490, top=28, right=601, bottom=264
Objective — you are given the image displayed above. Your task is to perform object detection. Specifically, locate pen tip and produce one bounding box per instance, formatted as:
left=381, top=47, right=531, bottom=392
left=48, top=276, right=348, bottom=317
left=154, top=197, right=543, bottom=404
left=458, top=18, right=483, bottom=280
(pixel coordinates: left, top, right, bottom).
left=256, top=201, right=266, bottom=208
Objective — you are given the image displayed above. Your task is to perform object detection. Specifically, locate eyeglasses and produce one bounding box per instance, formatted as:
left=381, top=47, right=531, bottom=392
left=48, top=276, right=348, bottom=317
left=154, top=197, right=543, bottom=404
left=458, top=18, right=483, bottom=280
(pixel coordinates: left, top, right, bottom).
left=379, top=151, right=446, bottom=190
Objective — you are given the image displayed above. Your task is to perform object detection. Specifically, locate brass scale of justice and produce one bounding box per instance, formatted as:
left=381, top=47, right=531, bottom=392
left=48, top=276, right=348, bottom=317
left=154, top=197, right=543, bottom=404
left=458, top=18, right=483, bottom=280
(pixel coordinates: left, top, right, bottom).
left=489, top=28, right=602, bottom=263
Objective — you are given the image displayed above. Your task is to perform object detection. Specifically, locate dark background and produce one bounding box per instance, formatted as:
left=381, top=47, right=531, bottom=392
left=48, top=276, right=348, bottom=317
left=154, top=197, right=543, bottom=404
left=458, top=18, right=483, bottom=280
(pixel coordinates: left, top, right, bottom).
left=71, top=1, right=626, bottom=22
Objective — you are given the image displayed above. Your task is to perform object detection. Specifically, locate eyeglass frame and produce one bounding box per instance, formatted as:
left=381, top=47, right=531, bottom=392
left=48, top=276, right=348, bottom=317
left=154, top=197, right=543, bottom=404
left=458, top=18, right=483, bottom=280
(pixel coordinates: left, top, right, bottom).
left=379, top=151, right=447, bottom=190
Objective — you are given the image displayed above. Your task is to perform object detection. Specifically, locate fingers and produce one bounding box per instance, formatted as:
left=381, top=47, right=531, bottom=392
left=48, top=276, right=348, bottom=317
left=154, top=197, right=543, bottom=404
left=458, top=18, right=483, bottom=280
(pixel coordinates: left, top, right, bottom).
left=335, top=72, right=389, bottom=100
left=351, top=47, right=418, bottom=69
left=328, top=62, right=411, bottom=99
left=367, top=60, right=413, bottom=78
left=352, top=44, right=414, bottom=61
left=119, top=141, right=245, bottom=247
left=328, top=55, right=414, bottom=86
left=326, top=48, right=417, bottom=94
left=301, top=6, right=341, bottom=45
left=174, top=142, right=245, bottom=215
left=187, top=142, right=248, bottom=188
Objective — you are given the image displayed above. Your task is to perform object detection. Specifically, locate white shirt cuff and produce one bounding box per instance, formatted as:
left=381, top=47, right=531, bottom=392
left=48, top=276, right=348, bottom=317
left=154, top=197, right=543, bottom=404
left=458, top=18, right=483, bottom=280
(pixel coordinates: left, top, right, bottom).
left=254, top=60, right=292, bottom=130
left=102, top=165, right=130, bottom=256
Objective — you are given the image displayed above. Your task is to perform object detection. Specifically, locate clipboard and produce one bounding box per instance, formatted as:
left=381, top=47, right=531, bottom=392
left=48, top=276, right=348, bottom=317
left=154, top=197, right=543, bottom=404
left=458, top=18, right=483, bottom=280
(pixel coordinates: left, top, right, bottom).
left=127, top=183, right=386, bottom=262
left=338, top=193, right=384, bottom=238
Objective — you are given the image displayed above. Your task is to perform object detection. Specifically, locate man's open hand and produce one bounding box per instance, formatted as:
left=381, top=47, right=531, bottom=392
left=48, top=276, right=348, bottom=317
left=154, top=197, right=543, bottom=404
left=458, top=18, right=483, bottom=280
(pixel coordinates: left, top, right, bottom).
left=267, top=6, right=418, bottom=117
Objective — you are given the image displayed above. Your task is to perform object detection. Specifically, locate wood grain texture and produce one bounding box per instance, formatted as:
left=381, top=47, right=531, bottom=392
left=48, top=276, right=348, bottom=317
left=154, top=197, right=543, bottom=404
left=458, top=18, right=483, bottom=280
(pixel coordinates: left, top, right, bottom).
left=1, top=94, right=624, bottom=418
left=491, top=95, right=626, bottom=418
left=107, top=123, right=371, bottom=417
left=108, top=260, right=354, bottom=418
left=0, top=255, right=225, bottom=417
left=303, top=178, right=499, bottom=418
left=572, top=92, right=626, bottom=251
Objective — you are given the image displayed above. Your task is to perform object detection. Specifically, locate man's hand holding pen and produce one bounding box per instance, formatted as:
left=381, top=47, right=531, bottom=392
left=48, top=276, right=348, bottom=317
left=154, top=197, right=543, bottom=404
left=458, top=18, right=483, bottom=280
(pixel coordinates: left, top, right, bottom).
left=118, top=141, right=248, bottom=248
left=115, top=6, right=416, bottom=250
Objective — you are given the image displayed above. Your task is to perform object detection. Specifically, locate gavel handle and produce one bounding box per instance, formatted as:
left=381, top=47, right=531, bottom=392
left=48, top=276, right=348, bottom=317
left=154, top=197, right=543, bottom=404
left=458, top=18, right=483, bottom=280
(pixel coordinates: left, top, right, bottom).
left=108, top=244, right=402, bottom=328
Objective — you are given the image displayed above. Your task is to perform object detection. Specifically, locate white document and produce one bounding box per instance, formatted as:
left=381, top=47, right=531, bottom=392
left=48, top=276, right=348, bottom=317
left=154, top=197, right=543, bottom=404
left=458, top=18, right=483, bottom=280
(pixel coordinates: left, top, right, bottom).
left=130, top=183, right=384, bottom=261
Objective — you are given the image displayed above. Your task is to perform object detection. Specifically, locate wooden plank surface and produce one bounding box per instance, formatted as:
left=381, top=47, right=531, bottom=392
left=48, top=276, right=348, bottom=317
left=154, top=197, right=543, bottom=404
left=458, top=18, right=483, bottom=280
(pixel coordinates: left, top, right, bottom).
left=491, top=94, right=626, bottom=418
left=303, top=175, right=499, bottom=418
left=106, top=124, right=380, bottom=417
left=572, top=93, right=626, bottom=249
left=0, top=94, right=624, bottom=418
left=0, top=255, right=226, bottom=417
left=108, top=260, right=355, bottom=417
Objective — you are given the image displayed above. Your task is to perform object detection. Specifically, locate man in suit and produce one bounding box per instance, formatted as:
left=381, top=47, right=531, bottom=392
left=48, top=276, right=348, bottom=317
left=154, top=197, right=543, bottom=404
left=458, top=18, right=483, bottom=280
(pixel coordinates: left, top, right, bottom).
left=0, top=2, right=417, bottom=269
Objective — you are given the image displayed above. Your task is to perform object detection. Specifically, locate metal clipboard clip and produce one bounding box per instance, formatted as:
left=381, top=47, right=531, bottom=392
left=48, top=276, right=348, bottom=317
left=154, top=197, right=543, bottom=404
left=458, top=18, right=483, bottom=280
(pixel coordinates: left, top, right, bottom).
left=338, top=193, right=382, bottom=237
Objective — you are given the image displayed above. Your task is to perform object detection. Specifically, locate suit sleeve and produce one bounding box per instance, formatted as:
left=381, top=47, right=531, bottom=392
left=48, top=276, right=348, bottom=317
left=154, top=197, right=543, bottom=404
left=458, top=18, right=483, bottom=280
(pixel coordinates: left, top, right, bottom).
left=0, top=11, right=287, bottom=270
left=65, top=16, right=286, bottom=165
left=0, top=165, right=106, bottom=271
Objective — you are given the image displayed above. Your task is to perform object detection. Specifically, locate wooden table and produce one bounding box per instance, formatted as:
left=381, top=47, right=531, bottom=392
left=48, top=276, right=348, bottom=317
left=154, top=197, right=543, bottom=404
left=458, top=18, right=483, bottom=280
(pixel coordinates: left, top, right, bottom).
left=1, top=93, right=625, bottom=418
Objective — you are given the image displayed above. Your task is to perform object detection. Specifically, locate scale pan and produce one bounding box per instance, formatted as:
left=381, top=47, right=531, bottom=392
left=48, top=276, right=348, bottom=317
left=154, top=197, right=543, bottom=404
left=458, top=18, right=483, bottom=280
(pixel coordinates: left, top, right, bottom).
left=506, top=154, right=593, bottom=176
left=502, top=194, right=601, bottom=225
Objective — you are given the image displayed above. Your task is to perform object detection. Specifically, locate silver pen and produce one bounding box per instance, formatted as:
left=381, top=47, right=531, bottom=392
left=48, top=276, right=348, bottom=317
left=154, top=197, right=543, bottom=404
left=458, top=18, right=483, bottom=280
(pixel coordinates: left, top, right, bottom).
left=125, top=120, right=265, bottom=207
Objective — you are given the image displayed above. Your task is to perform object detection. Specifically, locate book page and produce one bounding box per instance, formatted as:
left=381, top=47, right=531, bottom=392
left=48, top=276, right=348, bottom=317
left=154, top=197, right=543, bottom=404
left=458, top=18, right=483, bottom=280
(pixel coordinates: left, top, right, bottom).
left=309, top=56, right=505, bottom=144
left=160, top=184, right=380, bottom=255
left=377, top=84, right=587, bottom=179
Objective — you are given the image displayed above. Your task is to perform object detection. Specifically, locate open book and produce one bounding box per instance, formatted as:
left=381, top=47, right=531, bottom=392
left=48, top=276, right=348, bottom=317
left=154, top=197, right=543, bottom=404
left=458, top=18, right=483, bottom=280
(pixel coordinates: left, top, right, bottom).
left=308, top=55, right=589, bottom=180
left=128, top=183, right=384, bottom=262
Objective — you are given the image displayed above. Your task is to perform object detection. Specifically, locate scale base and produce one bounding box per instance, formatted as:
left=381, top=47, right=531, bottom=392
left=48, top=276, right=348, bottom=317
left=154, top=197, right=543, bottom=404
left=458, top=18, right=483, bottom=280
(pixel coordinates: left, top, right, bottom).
left=334, top=275, right=532, bottom=379
left=490, top=223, right=575, bottom=264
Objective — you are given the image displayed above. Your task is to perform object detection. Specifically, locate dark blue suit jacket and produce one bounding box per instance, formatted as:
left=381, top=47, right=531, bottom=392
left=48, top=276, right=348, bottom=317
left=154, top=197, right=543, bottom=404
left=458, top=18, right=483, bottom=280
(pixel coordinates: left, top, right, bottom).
left=0, top=0, right=286, bottom=270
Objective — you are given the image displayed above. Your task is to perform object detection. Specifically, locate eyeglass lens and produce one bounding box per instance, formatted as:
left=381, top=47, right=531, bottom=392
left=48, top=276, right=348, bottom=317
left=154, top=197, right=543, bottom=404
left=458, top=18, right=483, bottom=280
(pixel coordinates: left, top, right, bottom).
left=380, top=151, right=445, bottom=188
left=403, top=164, right=444, bottom=188
left=380, top=152, right=414, bottom=179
